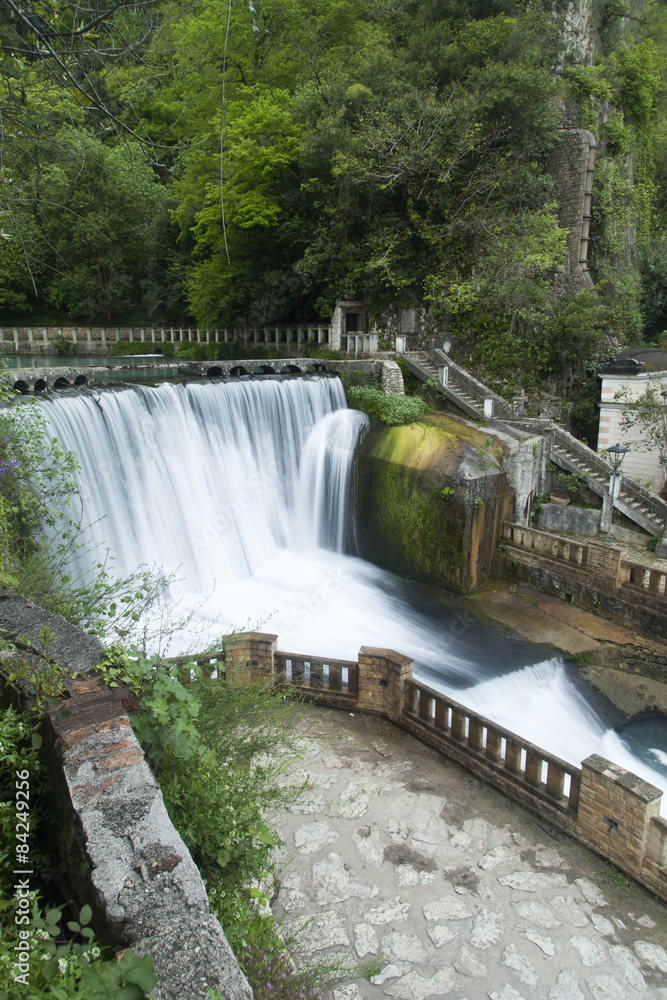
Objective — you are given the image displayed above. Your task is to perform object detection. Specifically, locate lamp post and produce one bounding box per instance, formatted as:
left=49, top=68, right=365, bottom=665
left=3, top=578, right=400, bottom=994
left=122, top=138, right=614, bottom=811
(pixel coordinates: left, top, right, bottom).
left=604, top=443, right=628, bottom=546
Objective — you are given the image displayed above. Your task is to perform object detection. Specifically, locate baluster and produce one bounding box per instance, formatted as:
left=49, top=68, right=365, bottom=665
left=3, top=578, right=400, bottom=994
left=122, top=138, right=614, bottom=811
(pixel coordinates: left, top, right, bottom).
left=485, top=728, right=502, bottom=763
left=329, top=664, right=342, bottom=690
left=468, top=718, right=484, bottom=751
left=434, top=699, right=448, bottom=730
left=505, top=740, right=523, bottom=775
left=292, top=658, right=305, bottom=684
left=546, top=763, right=565, bottom=800
left=310, top=660, right=323, bottom=688
left=525, top=751, right=542, bottom=787
left=406, top=684, right=419, bottom=714
left=419, top=692, right=434, bottom=722
left=451, top=709, right=466, bottom=742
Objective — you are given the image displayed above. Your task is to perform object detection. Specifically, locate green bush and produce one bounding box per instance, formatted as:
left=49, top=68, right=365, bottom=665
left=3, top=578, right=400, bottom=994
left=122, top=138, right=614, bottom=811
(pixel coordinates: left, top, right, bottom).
left=346, top=386, right=427, bottom=425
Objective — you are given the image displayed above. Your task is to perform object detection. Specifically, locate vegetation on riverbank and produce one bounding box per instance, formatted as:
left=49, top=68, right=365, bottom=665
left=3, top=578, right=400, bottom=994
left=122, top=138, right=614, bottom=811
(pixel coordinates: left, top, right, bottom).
left=3, top=1, right=667, bottom=394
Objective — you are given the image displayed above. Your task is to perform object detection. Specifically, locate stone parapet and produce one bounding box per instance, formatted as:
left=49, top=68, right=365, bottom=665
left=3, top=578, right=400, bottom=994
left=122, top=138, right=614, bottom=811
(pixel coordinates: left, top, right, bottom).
left=43, top=675, right=253, bottom=1000
left=357, top=647, right=414, bottom=722
left=578, top=754, right=662, bottom=881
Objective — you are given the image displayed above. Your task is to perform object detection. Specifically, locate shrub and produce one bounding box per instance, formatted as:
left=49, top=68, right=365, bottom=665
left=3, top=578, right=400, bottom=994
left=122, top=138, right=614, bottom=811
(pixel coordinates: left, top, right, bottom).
left=346, top=386, right=426, bottom=425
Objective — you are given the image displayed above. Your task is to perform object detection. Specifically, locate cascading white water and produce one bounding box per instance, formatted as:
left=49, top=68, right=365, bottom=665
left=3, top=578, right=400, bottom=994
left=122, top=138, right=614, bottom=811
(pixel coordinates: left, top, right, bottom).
left=40, top=376, right=667, bottom=810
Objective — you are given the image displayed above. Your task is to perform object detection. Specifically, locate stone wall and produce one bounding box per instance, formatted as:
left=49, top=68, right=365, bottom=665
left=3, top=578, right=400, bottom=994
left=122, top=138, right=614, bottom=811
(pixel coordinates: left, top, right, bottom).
left=0, top=589, right=252, bottom=1000
left=500, top=523, right=667, bottom=645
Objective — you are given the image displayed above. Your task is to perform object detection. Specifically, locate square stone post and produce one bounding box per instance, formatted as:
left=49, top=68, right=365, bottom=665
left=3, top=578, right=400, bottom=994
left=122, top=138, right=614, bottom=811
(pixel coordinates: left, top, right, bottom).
left=224, top=632, right=278, bottom=688
left=577, top=754, right=662, bottom=877
left=357, top=647, right=414, bottom=723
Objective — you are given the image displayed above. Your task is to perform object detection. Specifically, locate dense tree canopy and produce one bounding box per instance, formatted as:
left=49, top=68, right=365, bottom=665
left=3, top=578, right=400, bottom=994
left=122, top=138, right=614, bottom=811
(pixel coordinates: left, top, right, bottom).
left=2, top=0, right=667, bottom=384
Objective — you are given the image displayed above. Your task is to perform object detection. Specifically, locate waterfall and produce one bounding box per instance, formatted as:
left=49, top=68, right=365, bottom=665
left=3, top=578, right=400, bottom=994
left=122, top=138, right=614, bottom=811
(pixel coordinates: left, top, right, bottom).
left=42, top=377, right=361, bottom=590
left=39, top=376, right=667, bottom=810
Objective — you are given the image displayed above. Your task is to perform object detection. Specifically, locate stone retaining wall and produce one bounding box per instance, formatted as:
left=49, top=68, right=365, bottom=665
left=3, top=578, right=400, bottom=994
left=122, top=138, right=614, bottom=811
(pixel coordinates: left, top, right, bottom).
left=500, top=522, right=667, bottom=646
left=0, top=588, right=252, bottom=1000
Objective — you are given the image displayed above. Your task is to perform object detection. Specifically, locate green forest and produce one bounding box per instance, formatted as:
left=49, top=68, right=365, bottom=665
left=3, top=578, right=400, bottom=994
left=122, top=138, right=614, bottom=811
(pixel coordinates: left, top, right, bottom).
left=3, top=0, right=667, bottom=383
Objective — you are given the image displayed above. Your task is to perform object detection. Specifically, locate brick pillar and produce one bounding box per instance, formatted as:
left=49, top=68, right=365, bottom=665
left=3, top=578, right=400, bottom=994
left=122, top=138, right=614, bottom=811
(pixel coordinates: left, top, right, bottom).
left=357, top=647, right=413, bottom=722
left=586, top=543, right=621, bottom=584
left=577, top=754, right=662, bottom=877
left=224, top=632, right=278, bottom=687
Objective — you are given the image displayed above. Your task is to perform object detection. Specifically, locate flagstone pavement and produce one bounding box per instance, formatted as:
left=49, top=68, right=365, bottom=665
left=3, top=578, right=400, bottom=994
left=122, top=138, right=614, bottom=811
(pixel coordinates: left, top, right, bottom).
left=267, top=704, right=667, bottom=1000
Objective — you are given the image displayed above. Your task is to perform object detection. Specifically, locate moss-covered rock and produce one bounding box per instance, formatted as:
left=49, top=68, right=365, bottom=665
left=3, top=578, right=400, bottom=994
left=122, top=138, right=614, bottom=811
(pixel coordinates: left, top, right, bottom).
left=355, top=413, right=511, bottom=593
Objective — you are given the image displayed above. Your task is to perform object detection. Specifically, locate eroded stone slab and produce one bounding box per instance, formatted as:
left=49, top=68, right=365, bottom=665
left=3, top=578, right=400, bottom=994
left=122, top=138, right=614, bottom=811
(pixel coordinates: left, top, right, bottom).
left=569, top=935, right=606, bottom=967
left=383, top=932, right=429, bottom=964
left=587, top=974, right=640, bottom=1000
left=312, top=852, right=378, bottom=904
left=470, top=908, right=505, bottom=950
left=384, top=968, right=456, bottom=998
left=289, top=911, right=350, bottom=951
left=291, top=792, right=326, bottom=814
left=294, top=821, right=338, bottom=854
left=423, top=894, right=472, bottom=921
left=502, top=944, right=540, bottom=990
left=489, top=985, right=527, bottom=1000
left=498, top=871, right=568, bottom=892
left=550, top=896, right=589, bottom=927
left=513, top=901, right=561, bottom=929
left=337, top=777, right=376, bottom=819
left=518, top=926, right=555, bottom=956
left=478, top=846, right=518, bottom=871
left=535, top=848, right=568, bottom=869
left=454, top=944, right=487, bottom=978
left=635, top=940, right=667, bottom=973
left=574, top=878, right=607, bottom=907
left=370, top=965, right=402, bottom=985
left=428, top=924, right=458, bottom=948
left=352, top=824, right=385, bottom=867
left=354, top=922, right=379, bottom=958
left=609, top=944, right=645, bottom=989
left=395, top=864, right=436, bottom=887
left=548, top=971, right=586, bottom=1000
left=364, top=897, right=411, bottom=925
left=591, top=913, right=615, bottom=937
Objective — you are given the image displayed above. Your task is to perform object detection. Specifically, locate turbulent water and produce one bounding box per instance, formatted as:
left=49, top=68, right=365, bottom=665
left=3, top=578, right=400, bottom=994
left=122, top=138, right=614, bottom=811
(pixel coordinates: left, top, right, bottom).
left=40, top=376, right=667, bottom=808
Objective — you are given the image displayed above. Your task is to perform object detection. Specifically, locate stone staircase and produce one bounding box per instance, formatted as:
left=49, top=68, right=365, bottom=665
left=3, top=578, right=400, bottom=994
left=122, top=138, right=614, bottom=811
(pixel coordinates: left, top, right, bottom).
left=400, top=349, right=667, bottom=539
left=548, top=425, right=667, bottom=538
left=402, top=350, right=509, bottom=419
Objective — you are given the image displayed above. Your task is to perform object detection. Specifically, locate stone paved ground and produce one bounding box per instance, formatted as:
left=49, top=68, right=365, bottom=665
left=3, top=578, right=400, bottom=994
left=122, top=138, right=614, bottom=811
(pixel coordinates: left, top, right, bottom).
left=268, top=705, right=667, bottom=1000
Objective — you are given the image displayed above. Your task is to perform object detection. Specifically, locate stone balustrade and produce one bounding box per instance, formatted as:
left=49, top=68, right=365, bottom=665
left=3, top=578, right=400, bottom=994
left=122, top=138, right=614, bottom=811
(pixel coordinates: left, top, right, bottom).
left=620, top=560, right=667, bottom=596
left=431, top=348, right=513, bottom=418
left=274, top=652, right=359, bottom=699
left=502, top=522, right=588, bottom=568
left=170, top=632, right=666, bottom=903
left=0, top=323, right=384, bottom=355
left=404, top=678, right=581, bottom=817
left=503, top=521, right=667, bottom=605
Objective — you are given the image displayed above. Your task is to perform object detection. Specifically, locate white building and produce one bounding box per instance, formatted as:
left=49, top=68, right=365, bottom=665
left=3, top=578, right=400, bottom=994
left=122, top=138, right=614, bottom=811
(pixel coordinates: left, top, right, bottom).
left=597, top=347, right=667, bottom=492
